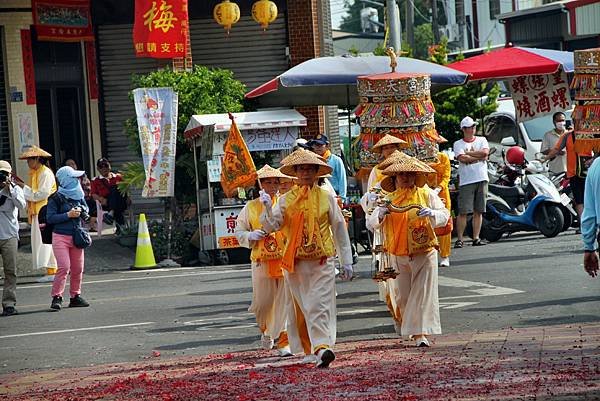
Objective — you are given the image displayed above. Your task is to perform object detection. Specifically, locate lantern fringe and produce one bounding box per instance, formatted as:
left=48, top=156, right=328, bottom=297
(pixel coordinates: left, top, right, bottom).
left=571, top=74, right=600, bottom=100
left=573, top=139, right=600, bottom=154
left=355, top=99, right=435, bottom=120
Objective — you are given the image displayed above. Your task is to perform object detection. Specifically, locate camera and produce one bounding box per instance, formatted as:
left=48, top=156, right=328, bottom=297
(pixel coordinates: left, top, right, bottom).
left=0, top=171, right=9, bottom=185
left=74, top=206, right=91, bottom=223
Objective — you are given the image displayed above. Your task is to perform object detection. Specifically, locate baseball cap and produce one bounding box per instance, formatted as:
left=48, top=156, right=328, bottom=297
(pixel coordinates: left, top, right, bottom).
left=0, top=160, right=11, bottom=174
left=56, top=166, right=85, bottom=182
left=310, top=133, right=329, bottom=146
left=97, top=157, right=110, bottom=167
left=460, top=116, right=478, bottom=128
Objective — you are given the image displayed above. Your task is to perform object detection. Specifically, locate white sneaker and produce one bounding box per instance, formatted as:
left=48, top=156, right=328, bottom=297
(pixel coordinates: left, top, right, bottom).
left=316, top=348, right=335, bottom=368
left=260, top=334, right=274, bottom=350
left=439, top=257, right=450, bottom=267
left=301, top=354, right=318, bottom=364
left=415, top=336, right=430, bottom=347
left=277, top=346, right=293, bottom=357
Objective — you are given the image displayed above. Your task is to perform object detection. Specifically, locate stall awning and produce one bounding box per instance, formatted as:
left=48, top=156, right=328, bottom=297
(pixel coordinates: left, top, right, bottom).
left=184, top=109, right=307, bottom=141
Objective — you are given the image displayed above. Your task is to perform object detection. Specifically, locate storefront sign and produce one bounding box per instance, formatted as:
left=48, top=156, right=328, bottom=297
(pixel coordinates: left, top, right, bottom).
left=207, top=156, right=223, bottom=183
left=32, top=0, right=94, bottom=42
left=133, top=87, right=178, bottom=197
left=244, top=126, right=298, bottom=151
left=214, top=206, right=243, bottom=249
left=510, top=70, right=571, bottom=122
left=133, top=0, right=189, bottom=59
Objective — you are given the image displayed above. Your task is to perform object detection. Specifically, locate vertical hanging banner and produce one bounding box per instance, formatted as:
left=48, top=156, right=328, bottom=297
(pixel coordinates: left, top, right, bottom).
left=133, top=87, right=178, bottom=198
left=32, top=0, right=94, bottom=42
left=133, top=0, right=189, bottom=59
left=510, top=69, right=571, bottom=122
left=20, top=30, right=36, bottom=105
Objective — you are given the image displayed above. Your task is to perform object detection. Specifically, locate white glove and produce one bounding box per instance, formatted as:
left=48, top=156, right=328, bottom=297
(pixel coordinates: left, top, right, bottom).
left=417, top=207, right=434, bottom=217
left=259, top=190, right=272, bottom=208
left=248, top=229, right=267, bottom=241
left=340, top=264, right=353, bottom=281
left=375, top=206, right=389, bottom=220
left=434, top=187, right=442, bottom=194
left=367, top=192, right=379, bottom=203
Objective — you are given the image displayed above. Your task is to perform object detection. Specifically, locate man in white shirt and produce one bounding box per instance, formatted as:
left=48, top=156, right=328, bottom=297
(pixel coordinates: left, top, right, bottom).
left=453, top=116, right=490, bottom=247
left=540, top=112, right=568, bottom=175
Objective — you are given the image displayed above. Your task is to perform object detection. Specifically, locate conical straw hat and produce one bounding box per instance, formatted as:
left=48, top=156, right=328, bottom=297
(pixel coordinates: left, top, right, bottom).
left=436, top=134, right=448, bottom=144
left=380, top=155, right=436, bottom=191
left=257, top=164, right=293, bottom=180
left=279, top=149, right=333, bottom=177
left=372, top=134, right=407, bottom=153
left=376, top=149, right=408, bottom=169
left=19, top=145, right=52, bottom=160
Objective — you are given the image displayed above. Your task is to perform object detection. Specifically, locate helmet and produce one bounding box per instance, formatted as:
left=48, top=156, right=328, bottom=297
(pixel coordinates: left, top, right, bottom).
left=505, top=146, right=526, bottom=166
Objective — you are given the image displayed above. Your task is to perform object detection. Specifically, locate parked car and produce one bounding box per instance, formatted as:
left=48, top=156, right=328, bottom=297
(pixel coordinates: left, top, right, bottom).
left=483, top=98, right=573, bottom=165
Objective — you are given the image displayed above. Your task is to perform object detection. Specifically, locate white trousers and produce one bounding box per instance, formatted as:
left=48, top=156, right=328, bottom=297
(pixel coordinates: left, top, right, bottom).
left=284, top=258, right=337, bottom=354
left=30, top=216, right=56, bottom=271
left=248, top=261, right=288, bottom=340
left=388, top=250, right=441, bottom=337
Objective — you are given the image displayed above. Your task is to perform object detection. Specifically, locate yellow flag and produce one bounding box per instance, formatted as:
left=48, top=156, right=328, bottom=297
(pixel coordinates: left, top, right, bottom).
left=220, top=114, right=257, bottom=197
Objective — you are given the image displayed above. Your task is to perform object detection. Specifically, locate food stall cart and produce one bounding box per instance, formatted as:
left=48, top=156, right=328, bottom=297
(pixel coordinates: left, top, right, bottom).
left=184, top=110, right=306, bottom=264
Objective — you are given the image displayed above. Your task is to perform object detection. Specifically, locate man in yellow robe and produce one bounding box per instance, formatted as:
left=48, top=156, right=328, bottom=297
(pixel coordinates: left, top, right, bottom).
left=260, top=149, right=353, bottom=368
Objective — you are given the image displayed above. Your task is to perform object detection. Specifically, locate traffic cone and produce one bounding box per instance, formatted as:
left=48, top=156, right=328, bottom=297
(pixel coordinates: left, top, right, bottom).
left=131, top=213, right=157, bottom=269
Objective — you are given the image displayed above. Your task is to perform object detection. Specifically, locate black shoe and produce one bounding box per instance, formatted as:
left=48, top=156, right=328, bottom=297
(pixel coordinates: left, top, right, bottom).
left=316, top=349, right=336, bottom=368
left=454, top=240, right=464, bottom=248
left=472, top=238, right=486, bottom=246
left=50, top=296, right=62, bottom=311
left=103, top=212, right=114, bottom=225
left=1, top=306, right=18, bottom=316
left=69, top=295, right=89, bottom=308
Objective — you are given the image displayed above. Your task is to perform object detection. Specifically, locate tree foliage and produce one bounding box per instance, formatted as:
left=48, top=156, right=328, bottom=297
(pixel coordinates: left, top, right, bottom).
left=430, top=41, right=500, bottom=146
left=121, top=65, right=246, bottom=201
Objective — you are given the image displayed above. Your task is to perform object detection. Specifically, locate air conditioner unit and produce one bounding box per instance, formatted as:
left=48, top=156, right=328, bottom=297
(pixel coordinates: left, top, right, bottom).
left=439, top=24, right=460, bottom=43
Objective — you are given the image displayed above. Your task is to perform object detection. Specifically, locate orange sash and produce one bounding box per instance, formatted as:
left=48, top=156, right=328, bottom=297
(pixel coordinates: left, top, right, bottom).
left=281, top=211, right=304, bottom=273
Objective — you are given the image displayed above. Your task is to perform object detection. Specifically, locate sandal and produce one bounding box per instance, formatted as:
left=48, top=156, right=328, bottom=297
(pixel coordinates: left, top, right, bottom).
left=472, top=239, right=486, bottom=246
left=454, top=240, right=464, bottom=249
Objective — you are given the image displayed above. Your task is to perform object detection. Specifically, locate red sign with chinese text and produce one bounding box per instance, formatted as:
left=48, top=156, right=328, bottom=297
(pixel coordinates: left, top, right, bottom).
left=20, top=30, right=36, bottom=105
left=133, top=0, right=189, bottom=59
left=510, top=70, right=572, bottom=122
left=32, top=0, right=94, bottom=42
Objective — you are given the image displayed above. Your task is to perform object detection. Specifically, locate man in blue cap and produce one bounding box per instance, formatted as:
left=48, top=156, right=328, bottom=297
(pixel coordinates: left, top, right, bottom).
left=308, top=134, right=347, bottom=202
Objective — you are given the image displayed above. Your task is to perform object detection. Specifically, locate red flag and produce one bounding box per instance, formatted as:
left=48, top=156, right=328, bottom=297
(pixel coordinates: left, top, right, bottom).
left=133, top=0, right=189, bottom=59
left=220, top=114, right=257, bottom=198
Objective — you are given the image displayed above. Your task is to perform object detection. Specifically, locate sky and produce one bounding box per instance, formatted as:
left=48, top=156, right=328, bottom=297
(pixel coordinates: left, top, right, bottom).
left=330, top=0, right=348, bottom=29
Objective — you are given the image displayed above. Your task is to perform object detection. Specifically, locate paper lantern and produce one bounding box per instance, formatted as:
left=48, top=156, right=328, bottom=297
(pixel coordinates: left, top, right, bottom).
left=252, top=0, right=277, bottom=30
left=214, top=0, right=240, bottom=33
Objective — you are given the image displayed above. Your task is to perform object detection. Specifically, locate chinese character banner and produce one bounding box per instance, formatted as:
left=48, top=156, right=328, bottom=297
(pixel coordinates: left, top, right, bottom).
left=133, top=0, right=189, bottom=58
left=510, top=69, right=571, bottom=122
left=133, top=87, right=178, bottom=198
left=32, top=0, right=94, bottom=42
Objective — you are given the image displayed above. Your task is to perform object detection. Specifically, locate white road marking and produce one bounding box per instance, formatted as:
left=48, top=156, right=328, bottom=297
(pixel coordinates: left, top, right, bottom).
left=0, top=322, right=155, bottom=339
left=439, top=301, right=479, bottom=309
left=17, top=269, right=252, bottom=290
left=183, top=314, right=252, bottom=325
left=338, top=308, right=375, bottom=315
left=439, top=276, right=523, bottom=299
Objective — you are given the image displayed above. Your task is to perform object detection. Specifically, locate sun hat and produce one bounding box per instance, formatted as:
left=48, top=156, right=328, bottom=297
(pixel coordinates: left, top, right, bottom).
left=56, top=166, right=85, bottom=182
left=0, top=160, right=11, bottom=174
left=372, top=134, right=407, bottom=154
left=19, top=145, right=52, bottom=160
left=436, top=134, right=448, bottom=144
left=279, top=149, right=333, bottom=177
left=460, top=116, right=478, bottom=129
left=257, top=164, right=293, bottom=180
left=376, top=149, right=408, bottom=169
left=379, top=154, right=436, bottom=191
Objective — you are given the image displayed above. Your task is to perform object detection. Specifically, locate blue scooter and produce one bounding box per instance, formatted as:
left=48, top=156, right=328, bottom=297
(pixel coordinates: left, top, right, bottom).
left=481, top=161, right=566, bottom=242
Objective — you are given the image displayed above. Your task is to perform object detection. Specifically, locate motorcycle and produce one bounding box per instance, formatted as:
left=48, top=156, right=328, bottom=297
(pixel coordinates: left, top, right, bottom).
left=481, top=154, right=570, bottom=242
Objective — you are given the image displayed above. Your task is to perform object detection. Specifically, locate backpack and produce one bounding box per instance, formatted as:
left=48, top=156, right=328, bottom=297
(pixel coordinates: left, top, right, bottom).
left=38, top=192, right=63, bottom=244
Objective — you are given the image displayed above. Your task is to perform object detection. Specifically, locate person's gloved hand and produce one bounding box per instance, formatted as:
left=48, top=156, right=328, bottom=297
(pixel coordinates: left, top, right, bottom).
left=434, top=187, right=442, bottom=195
left=248, top=229, right=267, bottom=241
left=417, top=207, right=434, bottom=217
left=375, top=206, right=389, bottom=220
left=367, top=192, right=379, bottom=203
left=259, top=190, right=272, bottom=208
left=340, top=264, right=353, bottom=281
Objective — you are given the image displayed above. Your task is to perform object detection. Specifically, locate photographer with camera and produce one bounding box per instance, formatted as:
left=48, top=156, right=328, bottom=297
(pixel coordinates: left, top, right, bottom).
left=46, top=166, right=91, bottom=311
left=0, top=161, right=25, bottom=316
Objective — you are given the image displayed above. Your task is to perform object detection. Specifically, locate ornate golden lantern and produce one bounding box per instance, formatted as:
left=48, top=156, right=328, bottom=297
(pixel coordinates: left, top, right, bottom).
left=213, top=0, right=240, bottom=33
left=251, top=0, right=277, bottom=30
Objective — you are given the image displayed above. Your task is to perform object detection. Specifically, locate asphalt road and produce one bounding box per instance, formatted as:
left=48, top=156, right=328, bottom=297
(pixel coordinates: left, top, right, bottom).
left=1, top=228, right=598, bottom=374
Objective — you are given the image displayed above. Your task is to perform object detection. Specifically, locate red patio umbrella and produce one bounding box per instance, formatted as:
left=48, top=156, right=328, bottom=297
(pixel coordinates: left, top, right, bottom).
left=448, top=47, right=574, bottom=81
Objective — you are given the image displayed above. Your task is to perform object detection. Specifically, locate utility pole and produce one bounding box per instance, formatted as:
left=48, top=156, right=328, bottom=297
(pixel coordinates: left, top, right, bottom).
left=406, top=0, right=414, bottom=50
left=386, top=0, right=401, bottom=53
left=432, top=0, right=440, bottom=43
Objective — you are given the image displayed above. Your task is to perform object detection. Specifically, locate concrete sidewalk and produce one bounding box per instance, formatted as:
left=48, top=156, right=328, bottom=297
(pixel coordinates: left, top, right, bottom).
left=1, top=323, right=599, bottom=400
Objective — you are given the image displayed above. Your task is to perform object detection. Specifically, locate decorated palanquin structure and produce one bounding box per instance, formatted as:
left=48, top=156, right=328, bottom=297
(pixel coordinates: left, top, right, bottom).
left=571, top=48, right=600, bottom=153
left=352, top=54, right=443, bottom=181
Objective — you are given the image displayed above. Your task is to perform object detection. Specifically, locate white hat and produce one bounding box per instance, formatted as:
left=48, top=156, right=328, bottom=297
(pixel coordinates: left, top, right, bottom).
left=460, top=116, right=478, bottom=128
left=0, top=160, right=11, bottom=174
